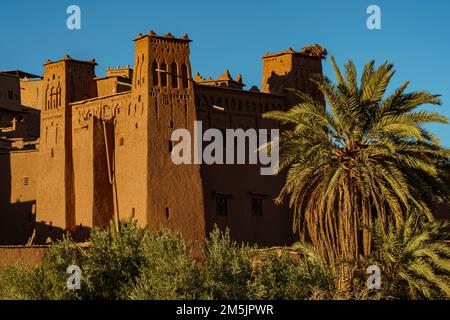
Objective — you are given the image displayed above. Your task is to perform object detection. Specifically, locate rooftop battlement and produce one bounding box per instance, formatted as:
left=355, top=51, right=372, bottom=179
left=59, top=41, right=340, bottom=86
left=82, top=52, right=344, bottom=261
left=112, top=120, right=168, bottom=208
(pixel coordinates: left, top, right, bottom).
left=43, top=55, right=97, bottom=66
left=105, top=65, right=133, bottom=79
left=0, top=28, right=326, bottom=249
left=263, top=44, right=327, bottom=60
left=134, top=30, right=191, bottom=43
left=194, top=69, right=245, bottom=90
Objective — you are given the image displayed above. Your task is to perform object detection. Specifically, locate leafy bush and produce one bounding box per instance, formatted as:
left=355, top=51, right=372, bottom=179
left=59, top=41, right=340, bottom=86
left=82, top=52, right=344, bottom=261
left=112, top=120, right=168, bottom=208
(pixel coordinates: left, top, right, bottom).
left=81, top=220, right=147, bottom=299
left=39, top=236, right=82, bottom=300
left=0, top=237, right=80, bottom=300
left=0, top=263, right=41, bottom=300
left=1, top=219, right=448, bottom=300
left=130, top=229, right=201, bottom=300
left=202, top=228, right=253, bottom=300
left=248, top=244, right=335, bottom=300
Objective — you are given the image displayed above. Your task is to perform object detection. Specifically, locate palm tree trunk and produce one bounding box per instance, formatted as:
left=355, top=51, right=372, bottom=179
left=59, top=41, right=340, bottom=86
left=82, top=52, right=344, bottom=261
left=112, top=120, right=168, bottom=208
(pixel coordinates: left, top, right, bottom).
left=337, top=263, right=352, bottom=294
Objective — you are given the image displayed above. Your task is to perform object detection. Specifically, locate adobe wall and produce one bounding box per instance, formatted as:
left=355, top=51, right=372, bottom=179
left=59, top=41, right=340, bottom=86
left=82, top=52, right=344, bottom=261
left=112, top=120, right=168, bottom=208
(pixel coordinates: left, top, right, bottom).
left=262, top=52, right=323, bottom=106
left=138, top=34, right=206, bottom=246
left=20, top=79, right=43, bottom=110
left=0, top=78, right=41, bottom=140
left=36, top=62, right=72, bottom=242
left=194, top=85, right=294, bottom=246
left=1, top=34, right=326, bottom=249
left=0, top=151, right=38, bottom=245
left=96, top=77, right=132, bottom=98
left=0, top=246, right=48, bottom=269
left=71, top=92, right=129, bottom=236
left=35, top=59, right=98, bottom=244
left=0, top=73, right=21, bottom=112
left=0, top=109, right=17, bottom=128
left=72, top=87, right=150, bottom=233
left=96, top=77, right=119, bottom=97
left=112, top=85, right=149, bottom=228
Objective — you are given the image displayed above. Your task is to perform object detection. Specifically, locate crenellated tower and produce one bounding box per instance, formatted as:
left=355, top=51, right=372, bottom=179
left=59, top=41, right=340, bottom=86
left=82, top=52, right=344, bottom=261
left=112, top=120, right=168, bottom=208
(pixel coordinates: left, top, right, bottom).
left=36, top=56, right=97, bottom=242
left=113, top=31, right=205, bottom=244
left=261, top=44, right=327, bottom=106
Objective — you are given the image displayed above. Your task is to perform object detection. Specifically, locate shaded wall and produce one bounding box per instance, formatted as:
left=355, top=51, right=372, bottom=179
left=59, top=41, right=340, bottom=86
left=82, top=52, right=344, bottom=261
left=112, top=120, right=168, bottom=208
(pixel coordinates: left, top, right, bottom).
left=0, top=73, right=21, bottom=112
left=136, top=35, right=206, bottom=246
left=0, top=246, right=47, bottom=269
left=20, top=79, right=43, bottom=110
left=0, top=151, right=38, bottom=245
left=195, top=85, right=295, bottom=246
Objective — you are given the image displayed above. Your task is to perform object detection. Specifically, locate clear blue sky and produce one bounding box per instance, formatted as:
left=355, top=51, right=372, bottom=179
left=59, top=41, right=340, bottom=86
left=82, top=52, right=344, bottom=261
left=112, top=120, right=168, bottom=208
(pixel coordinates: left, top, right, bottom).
left=1, top=0, right=449, bottom=146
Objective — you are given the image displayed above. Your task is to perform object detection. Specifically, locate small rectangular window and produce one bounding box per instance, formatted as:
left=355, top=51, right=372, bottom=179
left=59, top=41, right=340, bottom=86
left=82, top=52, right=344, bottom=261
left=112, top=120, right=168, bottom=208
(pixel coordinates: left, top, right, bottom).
left=251, top=198, right=263, bottom=216
left=181, top=64, right=189, bottom=89
left=165, top=207, right=170, bottom=220
left=171, top=63, right=178, bottom=88
left=160, top=63, right=168, bottom=87
left=131, top=208, right=135, bottom=218
left=152, top=62, right=159, bottom=86
left=119, top=136, right=125, bottom=146
left=216, top=197, right=228, bottom=216
left=23, top=176, right=30, bottom=186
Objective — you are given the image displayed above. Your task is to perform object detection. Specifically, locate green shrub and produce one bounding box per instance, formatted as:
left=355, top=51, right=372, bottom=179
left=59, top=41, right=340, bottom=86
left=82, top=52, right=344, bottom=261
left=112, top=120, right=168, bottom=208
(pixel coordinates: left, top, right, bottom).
left=40, top=236, right=82, bottom=300
left=81, top=220, right=147, bottom=299
left=130, top=229, right=201, bottom=300
left=0, top=237, right=81, bottom=300
left=3, top=217, right=447, bottom=300
left=202, top=227, right=253, bottom=300
left=248, top=244, right=335, bottom=300
left=248, top=252, right=304, bottom=299
left=0, top=263, right=40, bottom=300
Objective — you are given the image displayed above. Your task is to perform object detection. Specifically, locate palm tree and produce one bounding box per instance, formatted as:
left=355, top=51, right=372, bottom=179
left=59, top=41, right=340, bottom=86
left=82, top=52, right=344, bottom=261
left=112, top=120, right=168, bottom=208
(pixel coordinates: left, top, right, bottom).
left=366, top=212, right=450, bottom=299
left=263, top=57, right=449, bottom=268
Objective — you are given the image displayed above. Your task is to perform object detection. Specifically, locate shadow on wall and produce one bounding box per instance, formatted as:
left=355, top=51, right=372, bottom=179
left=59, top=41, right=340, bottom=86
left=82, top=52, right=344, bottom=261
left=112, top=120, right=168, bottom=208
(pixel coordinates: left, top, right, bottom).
left=22, top=106, right=41, bottom=139
left=0, top=153, right=35, bottom=245
left=0, top=152, right=92, bottom=245
left=34, top=222, right=91, bottom=244
left=266, top=71, right=292, bottom=96
left=265, top=68, right=324, bottom=106
left=71, top=225, right=92, bottom=243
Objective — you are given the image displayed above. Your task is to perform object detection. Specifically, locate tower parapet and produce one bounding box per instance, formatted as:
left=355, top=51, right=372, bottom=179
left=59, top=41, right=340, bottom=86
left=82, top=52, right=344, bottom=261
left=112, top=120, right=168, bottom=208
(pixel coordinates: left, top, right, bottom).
left=261, top=45, right=326, bottom=101
left=194, top=69, right=245, bottom=90
left=36, top=55, right=98, bottom=242
left=109, top=30, right=206, bottom=244
left=134, top=30, right=192, bottom=43
left=106, top=65, right=133, bottom=79
left=299, top=44, right=328, bottom=59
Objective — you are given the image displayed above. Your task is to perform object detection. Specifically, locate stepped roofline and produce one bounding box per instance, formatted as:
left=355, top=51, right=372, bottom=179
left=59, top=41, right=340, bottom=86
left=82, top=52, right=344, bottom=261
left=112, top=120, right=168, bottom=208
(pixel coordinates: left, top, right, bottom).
left=262, top=44, right=327, bottom=59
left=134, top=30, right=192, bottom=43
left=194, top=69, right=245, bottom=89
left=43, top=55, right=97, bottom=66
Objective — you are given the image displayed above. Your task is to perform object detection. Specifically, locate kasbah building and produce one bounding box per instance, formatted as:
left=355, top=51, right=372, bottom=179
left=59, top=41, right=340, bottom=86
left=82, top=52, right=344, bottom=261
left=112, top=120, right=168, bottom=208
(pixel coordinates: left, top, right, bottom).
left=0, top=30, right=328, bottom=248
